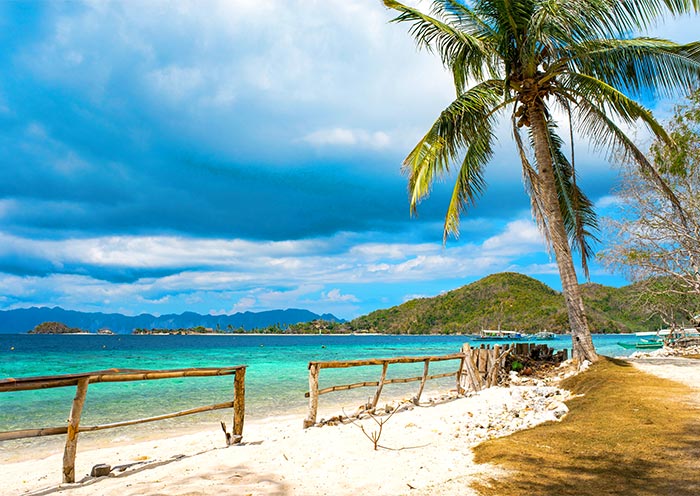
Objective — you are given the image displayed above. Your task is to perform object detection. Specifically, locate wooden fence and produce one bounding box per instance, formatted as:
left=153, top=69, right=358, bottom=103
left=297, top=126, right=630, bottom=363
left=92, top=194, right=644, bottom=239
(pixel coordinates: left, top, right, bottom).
left=303, top=353, right=466, bottom=428
left=0, top=366, right=246, bottom=483
left=460, top=343, right=512, bottom=392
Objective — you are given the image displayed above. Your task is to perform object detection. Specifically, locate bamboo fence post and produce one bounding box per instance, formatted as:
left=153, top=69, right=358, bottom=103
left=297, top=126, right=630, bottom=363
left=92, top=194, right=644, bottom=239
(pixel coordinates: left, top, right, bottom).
left=370, top=362, right=389, bottom=411
left=478, top=347, right=488, bottom=375
left=489, top=345, right=501, bottom=386
left=303, top=363, right=320, bottom=428
left=232, top=367, right=245, bottom=443
left=62, top=377, right=89, bottom=483
left=461, top=344, right=482, bottom=392
left=414, top=359, right=430, bottom=404
left=456, top=353, right=467, bottom=394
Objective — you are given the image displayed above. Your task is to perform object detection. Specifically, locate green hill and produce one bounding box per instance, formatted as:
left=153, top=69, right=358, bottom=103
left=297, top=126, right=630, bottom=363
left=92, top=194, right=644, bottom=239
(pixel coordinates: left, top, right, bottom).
left=292, top=272, right=699, bottom=335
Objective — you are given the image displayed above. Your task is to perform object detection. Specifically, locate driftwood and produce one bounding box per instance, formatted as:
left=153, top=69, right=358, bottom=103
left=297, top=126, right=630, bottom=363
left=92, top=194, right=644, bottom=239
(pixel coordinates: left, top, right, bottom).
left=0, top=365, right=247, bottom=483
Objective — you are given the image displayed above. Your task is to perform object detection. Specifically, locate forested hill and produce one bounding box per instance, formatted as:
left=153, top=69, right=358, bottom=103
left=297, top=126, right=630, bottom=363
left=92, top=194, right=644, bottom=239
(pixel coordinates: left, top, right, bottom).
left=293, top=272, right=693, bottom=334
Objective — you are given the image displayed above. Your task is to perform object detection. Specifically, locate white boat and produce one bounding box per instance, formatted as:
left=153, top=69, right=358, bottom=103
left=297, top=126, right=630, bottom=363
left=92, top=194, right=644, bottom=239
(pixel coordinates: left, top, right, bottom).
left=474, top=329, right=524, bottom=340
left=533, top=331, right=557, bottom=340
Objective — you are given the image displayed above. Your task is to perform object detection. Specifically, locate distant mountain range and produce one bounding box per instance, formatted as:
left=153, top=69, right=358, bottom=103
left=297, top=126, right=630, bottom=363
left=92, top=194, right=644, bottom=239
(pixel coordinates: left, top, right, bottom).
left=0, top=307, right=341, bottom=334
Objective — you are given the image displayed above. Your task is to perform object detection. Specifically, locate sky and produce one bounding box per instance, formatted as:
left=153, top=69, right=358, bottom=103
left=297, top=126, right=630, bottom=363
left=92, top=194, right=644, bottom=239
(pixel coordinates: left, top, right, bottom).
left=0, top=1, right=697, bottom=320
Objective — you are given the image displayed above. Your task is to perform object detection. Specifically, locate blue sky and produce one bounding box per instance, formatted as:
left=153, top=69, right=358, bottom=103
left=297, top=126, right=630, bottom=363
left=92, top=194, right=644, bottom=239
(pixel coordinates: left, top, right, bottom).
left=0, top=1, right=697, bottom=319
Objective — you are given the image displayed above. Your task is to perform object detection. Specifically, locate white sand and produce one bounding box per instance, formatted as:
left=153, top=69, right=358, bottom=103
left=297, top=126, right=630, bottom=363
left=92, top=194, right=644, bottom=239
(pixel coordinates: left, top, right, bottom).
left=10, top=354, right=699, bottom=496
left=3, top=384, right=571, bottom=496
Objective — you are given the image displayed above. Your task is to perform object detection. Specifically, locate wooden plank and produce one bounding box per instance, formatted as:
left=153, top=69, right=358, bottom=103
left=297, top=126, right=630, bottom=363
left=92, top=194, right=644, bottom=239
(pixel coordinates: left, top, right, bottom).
left=461, top=344, right=482, bottom=392
left=303, top=364, right=320, bottom=428
left=413, top=359, right=430, bottom=404
left=1, top=402, right=236, bottom=442
left=232, top=367, right=245, bottom=442
left=489, top=345, right=501, bottom=387
left=309, top=353, right=464, bottom=369
left=0, top=366, right=246, bottom=392
left=478, top=348, right=488, bottom=374
left=370, top=362, right=389, bottom=411
left=306, top=381, right=379, bottom=397
left=304, top=370, right=459, bottom=398
left=0, top=426, right=68, bottom=442
left=62, top=377, right=89, bottom=484
left=456, top=353, right=467, bottom=394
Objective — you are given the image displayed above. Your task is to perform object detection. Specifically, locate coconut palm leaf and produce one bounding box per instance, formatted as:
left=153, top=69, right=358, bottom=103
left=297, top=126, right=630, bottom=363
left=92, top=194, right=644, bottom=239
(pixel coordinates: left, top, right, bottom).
left=404, top=79, right=507, bottom=214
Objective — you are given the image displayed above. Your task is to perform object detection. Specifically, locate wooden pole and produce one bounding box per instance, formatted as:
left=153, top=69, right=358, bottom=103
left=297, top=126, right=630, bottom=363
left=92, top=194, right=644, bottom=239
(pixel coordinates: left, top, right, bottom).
left=232, top=367, right=245, bottom=443
left=308, top=353, right=464, bottom=370
left=0, top=366, right=245, bottom=393
left=62, top=377, right=89, bottom=483
left=414, top=359, right=430, bottom=404
left=489, top=345, right=501, bottom=387
left=370, top=362, right=389, bottom=411
left=461, top=344, right=482, bottom=392
left=303, top=363, right=320, bottom=428
left=456, top=353, right=466, bottom=395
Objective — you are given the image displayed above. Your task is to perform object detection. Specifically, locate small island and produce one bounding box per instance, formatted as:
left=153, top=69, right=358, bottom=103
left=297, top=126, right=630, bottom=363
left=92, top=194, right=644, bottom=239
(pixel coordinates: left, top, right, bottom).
left=28, top=321, right=90, bottom=334
left=133, top=326, right=216, bottom=335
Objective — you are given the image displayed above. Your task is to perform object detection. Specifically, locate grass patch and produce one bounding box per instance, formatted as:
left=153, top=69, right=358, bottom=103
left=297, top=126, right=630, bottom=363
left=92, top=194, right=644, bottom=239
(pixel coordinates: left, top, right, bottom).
left=472, top=358, right=700, bottom=495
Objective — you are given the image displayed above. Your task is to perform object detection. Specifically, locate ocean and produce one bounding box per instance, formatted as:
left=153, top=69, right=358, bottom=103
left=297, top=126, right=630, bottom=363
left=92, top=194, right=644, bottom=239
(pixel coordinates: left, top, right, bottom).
left=0, top=333, right=639, bottom=455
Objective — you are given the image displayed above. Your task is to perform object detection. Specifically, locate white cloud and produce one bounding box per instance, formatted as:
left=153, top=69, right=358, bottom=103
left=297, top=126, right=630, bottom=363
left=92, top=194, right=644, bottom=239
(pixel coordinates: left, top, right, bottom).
left=482, top=219, right=543, bottom=255
left=595, top=195, right=623, bottom=209
left=302, top=127, right=391, bottom=149
left=230, top=296, right=256, bottom=313
left=322, top=288, right=359, bottom=302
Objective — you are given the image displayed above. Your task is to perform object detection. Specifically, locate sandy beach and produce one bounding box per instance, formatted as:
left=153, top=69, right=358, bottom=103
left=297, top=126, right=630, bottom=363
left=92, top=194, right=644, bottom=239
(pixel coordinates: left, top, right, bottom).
left=4, top=381, right=570, bottom=496
left=5, top=352, right=699, bottom=496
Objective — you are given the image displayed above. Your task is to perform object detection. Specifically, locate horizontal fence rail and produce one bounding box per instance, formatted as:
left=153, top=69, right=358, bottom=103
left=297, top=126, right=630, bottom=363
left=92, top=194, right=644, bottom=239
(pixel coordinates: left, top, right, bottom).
left=0, top=366, right=246, bottom=483
left=303, top=353, right=467, bottom=428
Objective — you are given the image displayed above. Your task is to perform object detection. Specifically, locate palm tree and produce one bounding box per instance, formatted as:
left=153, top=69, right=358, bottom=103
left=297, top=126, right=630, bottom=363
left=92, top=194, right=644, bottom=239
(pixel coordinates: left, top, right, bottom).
left=382, top=0, right=700, bottom=362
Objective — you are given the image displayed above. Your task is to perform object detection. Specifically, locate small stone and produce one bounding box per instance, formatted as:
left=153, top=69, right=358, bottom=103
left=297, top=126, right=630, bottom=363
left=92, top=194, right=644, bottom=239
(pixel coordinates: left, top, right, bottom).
left=91, top=464, right=111, bottom=477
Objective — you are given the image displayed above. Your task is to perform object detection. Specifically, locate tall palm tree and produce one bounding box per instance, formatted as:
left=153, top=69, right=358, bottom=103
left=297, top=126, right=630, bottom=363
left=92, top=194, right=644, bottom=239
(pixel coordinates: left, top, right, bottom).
left=382, top=0, right=700, bottom=362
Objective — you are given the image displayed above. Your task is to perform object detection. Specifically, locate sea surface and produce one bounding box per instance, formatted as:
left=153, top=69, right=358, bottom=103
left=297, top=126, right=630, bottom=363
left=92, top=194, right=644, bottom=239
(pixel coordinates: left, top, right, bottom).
left=0, top=333, right=639, bottom=454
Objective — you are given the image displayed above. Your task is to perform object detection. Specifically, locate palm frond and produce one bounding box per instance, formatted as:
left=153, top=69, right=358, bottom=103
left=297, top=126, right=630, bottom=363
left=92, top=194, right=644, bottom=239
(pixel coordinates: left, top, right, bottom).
left=382, top=0, right=495, bottom=88
left=573, top=97, right=691, bottom=230
left=569, top=38, right=700, bottom=99
left=443, top=126, right=493, bottom=241
left=559, top=72, right=671, bottom=143
left=404, top=79, right=507, bottom=214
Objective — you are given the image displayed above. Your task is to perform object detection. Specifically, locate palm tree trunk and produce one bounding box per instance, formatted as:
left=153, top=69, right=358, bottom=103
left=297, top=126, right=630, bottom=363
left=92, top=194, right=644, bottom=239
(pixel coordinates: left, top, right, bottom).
left=528, top=105, right=599, bottom=363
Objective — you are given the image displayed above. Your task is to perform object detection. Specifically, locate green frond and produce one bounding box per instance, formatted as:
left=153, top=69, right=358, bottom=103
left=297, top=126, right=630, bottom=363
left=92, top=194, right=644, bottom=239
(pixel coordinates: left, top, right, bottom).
left=559, top=72, right=671, bottom=143
left=404, top=80, right=508, bottom=216
left=573, top=98, right=690, bottom=229
left=570, top=38, right=700, bottom=99
left=382, top=0, right=496, bottom=87
left=443, top=128, right=492, bottom=241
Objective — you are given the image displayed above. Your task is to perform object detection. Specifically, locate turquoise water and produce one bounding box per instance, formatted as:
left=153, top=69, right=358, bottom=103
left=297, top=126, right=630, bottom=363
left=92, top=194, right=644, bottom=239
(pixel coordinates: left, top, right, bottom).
left=0, top=333, right=637, bottom=438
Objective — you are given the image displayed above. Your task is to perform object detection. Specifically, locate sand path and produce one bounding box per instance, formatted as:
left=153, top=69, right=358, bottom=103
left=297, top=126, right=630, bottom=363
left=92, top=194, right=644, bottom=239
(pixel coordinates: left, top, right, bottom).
left=630, top=356, right=700, bottom=390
